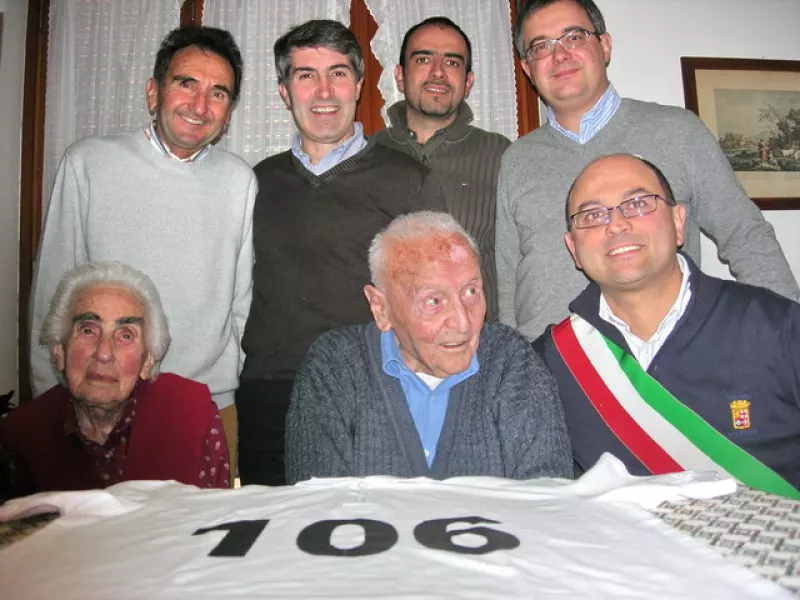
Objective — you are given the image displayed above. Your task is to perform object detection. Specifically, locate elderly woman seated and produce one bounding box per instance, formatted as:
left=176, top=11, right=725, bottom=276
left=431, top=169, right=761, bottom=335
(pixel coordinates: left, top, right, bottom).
left=0, top=262, right=229, bottom=500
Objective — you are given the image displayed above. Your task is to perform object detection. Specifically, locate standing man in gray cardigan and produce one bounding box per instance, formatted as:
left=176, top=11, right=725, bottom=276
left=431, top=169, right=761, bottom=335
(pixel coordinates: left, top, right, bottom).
left=285, top=211, right=571, bottom=483
left=374, top=17, right=511, bottom=322
left=496, top=0, right=799, bottom=341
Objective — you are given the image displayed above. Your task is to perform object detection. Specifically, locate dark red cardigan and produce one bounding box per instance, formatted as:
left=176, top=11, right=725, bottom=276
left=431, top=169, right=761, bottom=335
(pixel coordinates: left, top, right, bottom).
left=0, top=373, right=218, bottom=492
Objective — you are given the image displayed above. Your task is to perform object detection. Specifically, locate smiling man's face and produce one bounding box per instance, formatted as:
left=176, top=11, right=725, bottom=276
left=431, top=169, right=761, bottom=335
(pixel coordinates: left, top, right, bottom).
left=520, top=0, right=611, bottom=118
left=279, top=46, right=363, bottom=165
left=146, top=46, right=234, bottom=158
left=396, top=24, right=474, bottom=127
left=565, top=155, right=686, bottom=295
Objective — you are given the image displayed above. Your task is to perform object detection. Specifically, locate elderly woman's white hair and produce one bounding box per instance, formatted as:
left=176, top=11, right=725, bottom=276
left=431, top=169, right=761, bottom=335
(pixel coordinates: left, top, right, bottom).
left=368, top=211, right=479, bottom=289
left=40, top=261, right=171, bottom=379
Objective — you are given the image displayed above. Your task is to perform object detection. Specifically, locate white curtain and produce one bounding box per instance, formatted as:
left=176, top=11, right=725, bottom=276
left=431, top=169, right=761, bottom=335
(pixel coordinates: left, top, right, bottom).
left=44, top=0, right=180, bottom=207
left=203, top=0, right=352, bottom=166
left=364, top=0, right=518, bottom=140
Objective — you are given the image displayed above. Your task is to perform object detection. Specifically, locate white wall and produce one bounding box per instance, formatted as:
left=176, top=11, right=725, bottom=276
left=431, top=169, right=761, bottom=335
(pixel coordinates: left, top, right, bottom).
left=597, top=0, right=800, bottom=283
left=0, top=0, right=26, bottom=402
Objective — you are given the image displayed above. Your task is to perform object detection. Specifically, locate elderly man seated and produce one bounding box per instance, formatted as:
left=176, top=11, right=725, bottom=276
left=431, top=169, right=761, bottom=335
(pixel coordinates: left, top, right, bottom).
left=286, top=211, right=571, bottom=483
left=0, top=262, right=229, bottom=500
left=536, top=154, right=800, bottom=498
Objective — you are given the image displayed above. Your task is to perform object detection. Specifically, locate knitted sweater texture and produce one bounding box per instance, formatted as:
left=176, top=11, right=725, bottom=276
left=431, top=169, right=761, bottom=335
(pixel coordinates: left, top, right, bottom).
left=30, top=132, right=256, bottom=409
left=374, top=102, right=511, bottom=321
left=286, top=322, right=572, bottom=483
left=496, top=98, right=799, bottom=340
left=241, top=139, right=446, bottom=379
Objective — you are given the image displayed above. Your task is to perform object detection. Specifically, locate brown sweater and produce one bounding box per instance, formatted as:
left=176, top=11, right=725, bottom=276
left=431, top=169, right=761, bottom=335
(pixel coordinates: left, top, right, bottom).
left=241, top=138, right=447, bottom=380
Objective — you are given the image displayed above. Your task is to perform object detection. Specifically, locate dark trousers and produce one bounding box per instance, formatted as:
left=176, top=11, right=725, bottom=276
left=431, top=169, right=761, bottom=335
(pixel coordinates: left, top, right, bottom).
left=235, top=378, right=294, bottom=486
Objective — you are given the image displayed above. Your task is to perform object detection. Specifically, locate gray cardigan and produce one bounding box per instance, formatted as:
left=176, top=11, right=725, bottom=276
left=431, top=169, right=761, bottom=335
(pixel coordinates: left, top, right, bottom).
left=286, top=322, right=572, bottom=483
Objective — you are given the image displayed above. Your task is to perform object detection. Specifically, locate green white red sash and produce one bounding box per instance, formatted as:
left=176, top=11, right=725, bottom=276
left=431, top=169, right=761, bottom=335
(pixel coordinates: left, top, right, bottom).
left=552, top=313, right=800, bottom=500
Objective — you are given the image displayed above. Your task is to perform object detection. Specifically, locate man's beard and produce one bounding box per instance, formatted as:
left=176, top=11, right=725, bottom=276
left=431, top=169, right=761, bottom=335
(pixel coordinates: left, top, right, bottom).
left=417, top=97, right=456, bottom=119
left=413, top=81, right=458, bottom=120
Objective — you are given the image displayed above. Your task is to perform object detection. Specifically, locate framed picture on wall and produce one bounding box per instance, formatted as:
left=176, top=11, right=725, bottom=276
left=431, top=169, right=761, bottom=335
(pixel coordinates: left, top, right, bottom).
left=681, top=57, right=800, bottom=210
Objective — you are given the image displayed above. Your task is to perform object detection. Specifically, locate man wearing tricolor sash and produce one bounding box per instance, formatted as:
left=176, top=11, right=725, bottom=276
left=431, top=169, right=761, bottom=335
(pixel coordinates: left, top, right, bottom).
left=535, top=154, right=800, bottom=498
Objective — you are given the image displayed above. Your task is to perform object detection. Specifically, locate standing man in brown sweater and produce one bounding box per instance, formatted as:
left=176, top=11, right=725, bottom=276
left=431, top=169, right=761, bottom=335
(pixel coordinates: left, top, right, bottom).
left=236, top=20, right=446, bottom=487
left=375, top=17, right=511, bottom=322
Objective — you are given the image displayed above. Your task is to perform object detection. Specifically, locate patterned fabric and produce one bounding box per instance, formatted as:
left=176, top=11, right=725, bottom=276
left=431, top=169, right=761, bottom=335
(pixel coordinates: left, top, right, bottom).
left=654, top=487, right=800, bottom=594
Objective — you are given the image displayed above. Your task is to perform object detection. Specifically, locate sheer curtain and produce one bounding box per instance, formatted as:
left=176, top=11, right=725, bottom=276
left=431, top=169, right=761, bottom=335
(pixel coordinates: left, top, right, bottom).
left=203, top=0, right=352, bottom=166
left=44, top=0, right=180, bottom=207
left=364, top=0, right=518, bottom=140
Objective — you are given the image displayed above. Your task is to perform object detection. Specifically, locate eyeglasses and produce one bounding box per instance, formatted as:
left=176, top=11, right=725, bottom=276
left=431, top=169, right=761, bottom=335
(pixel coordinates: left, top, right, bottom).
left=569, top=194, right=674, bottom=230
left=525, top=28, right=599, bottom=61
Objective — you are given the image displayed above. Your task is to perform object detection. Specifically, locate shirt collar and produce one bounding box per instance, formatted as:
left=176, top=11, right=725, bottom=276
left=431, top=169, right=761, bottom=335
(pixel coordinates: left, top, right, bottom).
left=599, top=253, right=693, bottom=340
left=547, top=84, right=620, bottom=144
left=291, top=122, right=367, bottom=175
left=380, top=329, right=479, bottom=386
left=145, top=122, right=210, bottom=163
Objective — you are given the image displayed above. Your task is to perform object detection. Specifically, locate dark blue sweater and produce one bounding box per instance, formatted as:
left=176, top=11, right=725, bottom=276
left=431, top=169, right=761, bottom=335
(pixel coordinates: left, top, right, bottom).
left=535, top=257, right=800, bottom=489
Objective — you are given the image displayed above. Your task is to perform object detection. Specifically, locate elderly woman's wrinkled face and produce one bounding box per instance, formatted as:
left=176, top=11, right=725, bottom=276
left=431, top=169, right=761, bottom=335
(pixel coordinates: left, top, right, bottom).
left=54, top=284, right=154, bottom=407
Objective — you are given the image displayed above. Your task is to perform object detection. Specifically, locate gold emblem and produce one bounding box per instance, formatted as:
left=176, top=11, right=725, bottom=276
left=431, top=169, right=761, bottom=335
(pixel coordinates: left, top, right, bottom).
left=730, top=400, right=751, bottom=430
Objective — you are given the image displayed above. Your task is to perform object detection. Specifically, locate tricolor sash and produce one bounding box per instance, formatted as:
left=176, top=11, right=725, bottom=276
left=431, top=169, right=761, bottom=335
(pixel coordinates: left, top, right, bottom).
left=552, top=314, right=800, bottom=500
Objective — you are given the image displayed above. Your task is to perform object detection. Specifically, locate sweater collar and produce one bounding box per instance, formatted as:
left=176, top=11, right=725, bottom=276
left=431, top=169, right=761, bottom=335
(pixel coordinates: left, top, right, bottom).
left=385, top=100, right=475, bottom=145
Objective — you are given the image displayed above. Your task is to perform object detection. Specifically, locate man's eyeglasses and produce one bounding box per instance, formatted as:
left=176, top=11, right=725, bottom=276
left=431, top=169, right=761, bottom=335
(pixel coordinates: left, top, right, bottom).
left=569, top=194, right=675, bottom=230
left=525, top=28, right=599, bottom=61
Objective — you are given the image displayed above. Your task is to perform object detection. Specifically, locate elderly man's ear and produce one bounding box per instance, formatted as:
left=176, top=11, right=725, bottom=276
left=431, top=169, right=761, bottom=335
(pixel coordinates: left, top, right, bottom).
left=363, top=285, right=392, bottom=332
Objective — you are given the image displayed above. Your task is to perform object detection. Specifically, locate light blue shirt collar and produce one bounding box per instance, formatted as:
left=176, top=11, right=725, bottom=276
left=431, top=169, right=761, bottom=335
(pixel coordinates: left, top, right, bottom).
left=380, top=329, right=479, bottom=383
left=380, top=330, right=479, bottom=466
left=547, top=84, right=620, bottom=144
left=291, top=122, right=367, bottom=175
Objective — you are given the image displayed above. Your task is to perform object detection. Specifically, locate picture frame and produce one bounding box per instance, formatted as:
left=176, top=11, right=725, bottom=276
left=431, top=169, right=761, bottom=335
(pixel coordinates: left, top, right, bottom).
left=681, top=57, right=800, bottom=210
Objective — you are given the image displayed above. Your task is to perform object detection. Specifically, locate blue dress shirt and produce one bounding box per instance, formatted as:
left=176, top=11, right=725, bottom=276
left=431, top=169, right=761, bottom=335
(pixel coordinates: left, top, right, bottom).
left=546, top=84, right=620, bottom=144
left=381, top=330, right=479, bottom=466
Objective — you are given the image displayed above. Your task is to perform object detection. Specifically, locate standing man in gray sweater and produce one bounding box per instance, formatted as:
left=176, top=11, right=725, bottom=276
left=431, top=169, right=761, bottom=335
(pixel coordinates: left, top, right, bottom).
left=496, top=0, right=799, bottom=340
left=286, top=211, right=571, bottom=483
left=375, top=17, right=511, bottom=322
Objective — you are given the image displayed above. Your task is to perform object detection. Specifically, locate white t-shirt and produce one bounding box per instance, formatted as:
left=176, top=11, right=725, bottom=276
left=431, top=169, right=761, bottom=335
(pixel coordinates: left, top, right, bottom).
left=0, top=455, right=785, bottom=599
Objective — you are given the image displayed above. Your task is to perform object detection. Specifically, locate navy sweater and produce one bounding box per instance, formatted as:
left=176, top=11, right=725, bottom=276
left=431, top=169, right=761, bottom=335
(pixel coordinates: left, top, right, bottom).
left=536, top=257, right=800, bottom=489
